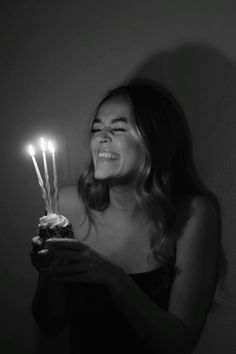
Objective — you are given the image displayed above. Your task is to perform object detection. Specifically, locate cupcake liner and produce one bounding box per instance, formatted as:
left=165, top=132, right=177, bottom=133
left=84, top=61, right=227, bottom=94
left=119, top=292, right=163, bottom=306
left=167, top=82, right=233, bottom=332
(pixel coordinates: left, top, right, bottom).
left=38, top=223, right=74, bottom=241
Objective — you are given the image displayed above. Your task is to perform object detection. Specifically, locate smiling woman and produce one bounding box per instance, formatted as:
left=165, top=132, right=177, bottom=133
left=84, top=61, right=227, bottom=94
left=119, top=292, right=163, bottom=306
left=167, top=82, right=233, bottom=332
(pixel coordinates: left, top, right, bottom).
left=31, top=80, right=221, bottom=354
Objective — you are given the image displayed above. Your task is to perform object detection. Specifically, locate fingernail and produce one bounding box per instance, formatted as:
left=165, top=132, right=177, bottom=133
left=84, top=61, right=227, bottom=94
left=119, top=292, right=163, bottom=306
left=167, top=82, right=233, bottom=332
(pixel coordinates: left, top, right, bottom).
left=38, top=249, right=49, bottom=256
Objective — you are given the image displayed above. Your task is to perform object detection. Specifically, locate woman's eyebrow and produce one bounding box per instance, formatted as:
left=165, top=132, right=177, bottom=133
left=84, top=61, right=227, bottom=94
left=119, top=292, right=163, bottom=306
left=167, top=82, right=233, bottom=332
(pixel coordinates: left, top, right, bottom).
left=93, top=117, right=128, bottom=124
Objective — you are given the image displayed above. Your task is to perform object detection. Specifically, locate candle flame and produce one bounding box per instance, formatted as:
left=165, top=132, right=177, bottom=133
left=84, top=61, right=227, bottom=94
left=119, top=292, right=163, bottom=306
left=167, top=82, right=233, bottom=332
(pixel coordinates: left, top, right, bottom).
left=40, top=137, right=47, bottom=152
left=48, top=141, right=55, bottom=154
left=28, top=144, right=35, bottom=156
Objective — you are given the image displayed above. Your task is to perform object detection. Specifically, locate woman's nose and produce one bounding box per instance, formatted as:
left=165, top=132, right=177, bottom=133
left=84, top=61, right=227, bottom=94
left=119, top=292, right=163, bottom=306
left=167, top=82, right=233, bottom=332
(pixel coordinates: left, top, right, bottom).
left=99, top=130, right=112, bottom=143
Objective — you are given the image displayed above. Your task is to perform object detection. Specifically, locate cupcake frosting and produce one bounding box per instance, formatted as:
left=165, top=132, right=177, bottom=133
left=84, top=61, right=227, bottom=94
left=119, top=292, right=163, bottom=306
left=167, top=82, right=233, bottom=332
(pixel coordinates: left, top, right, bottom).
left=39, top=213, right=70, bottom=229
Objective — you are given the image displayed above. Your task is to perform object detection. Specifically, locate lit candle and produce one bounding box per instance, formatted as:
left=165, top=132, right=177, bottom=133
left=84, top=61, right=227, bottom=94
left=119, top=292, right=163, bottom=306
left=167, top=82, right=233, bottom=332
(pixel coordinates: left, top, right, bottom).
left=48, top=141, right=59, bottom=214
left=28, top=144, right=50, bottom=213
left=40, top=137, right=53, bottom=213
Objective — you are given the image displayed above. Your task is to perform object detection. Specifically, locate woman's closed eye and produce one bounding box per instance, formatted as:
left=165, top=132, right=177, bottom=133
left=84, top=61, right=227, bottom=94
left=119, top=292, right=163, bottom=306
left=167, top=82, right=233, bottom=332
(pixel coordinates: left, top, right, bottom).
left=91, top=128, right=126, bottom=134
left=91, top=128, right=101, bottom=133
left=112, top=128, right=126, bottom=132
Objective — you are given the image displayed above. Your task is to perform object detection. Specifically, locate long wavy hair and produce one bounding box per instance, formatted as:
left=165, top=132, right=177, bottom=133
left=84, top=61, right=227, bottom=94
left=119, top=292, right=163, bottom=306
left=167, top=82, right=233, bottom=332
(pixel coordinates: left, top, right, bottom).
left=78, top=79, right=210, bottom=266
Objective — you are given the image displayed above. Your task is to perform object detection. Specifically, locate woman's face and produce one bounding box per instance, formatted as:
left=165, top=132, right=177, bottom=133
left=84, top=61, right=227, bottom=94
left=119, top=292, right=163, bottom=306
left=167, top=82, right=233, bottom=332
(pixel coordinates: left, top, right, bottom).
left=90, top=98, right=143, bottom=183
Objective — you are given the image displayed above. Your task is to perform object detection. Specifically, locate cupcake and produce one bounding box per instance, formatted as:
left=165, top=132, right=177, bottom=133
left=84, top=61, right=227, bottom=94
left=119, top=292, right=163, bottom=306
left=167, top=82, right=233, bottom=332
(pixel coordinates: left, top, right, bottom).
left=38, top=213, right=74, bottom=243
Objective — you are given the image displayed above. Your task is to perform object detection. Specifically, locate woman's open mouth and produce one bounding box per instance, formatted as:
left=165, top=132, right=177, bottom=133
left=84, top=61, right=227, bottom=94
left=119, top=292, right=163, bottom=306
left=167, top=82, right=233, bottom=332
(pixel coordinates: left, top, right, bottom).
left=97, top=152, right=120, bottom=161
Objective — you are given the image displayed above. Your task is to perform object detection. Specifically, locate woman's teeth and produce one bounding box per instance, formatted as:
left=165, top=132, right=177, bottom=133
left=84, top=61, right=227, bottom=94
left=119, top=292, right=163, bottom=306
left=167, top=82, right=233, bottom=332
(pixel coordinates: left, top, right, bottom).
left=98, top=152, right=120, bottom=160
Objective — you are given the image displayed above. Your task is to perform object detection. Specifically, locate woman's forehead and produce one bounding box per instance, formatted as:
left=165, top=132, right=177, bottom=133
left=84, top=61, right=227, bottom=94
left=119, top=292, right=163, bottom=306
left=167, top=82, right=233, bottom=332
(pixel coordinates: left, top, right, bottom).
left=95, top=97, right=132, bottom=123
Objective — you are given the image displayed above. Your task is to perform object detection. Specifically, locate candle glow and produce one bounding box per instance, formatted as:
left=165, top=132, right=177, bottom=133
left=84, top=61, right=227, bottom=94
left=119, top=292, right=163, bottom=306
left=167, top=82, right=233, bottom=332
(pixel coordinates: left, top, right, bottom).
left=28, top=144, right=35, bottom=156
left=48, top=141, right=55, bottom=154
left=40, top=137, right=46, bottom=152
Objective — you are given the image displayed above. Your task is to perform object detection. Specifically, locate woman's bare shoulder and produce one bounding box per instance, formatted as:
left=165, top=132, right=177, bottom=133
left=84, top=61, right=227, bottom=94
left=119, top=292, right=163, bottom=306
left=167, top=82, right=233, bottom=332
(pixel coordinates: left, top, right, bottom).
left=188, top=195, right=218, bottom=215
left=175, top=194, right=219, bottom=227
left=175, top=194, right=220, bottom=261
left=168, top=195, right=218, bottom=258
left=177, top=194, right=216, bottom=210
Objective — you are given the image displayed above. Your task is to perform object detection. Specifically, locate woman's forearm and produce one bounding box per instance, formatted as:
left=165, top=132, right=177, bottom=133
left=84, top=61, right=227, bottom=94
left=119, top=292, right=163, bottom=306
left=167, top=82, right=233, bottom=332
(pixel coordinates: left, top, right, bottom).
left=107, top=271, right=193, bottom=354
left=32, top=274, right=68, bottom=337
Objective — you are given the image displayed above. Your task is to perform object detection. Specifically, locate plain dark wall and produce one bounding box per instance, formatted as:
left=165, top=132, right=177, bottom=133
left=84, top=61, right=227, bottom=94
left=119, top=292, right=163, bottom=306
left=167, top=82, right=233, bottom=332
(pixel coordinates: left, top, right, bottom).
left=1, top=1, right=236, bottom=353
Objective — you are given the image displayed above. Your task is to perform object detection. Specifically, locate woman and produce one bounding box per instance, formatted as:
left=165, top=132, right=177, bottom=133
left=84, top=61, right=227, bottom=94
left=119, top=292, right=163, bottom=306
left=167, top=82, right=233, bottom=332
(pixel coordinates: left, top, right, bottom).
left=31, top=80, right=221, bottom=354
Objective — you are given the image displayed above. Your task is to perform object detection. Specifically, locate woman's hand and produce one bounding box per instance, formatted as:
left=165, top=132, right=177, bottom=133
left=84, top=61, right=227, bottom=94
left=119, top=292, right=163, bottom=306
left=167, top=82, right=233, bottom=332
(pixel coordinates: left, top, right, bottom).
left=30, top=236, right=50, bottom=272
left=43, top=238, right=124, bottom=286
left=30, top=235, right=56, bottom=273
left=30, top=236, right=62, bottom=273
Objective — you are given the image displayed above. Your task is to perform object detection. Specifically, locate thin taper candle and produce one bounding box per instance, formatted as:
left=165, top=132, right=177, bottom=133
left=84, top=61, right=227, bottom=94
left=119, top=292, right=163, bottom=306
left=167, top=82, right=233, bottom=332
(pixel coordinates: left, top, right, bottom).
left=28, top=145, right=50, bottom=213
left=40, top=138, right=53, bottom=213
left=48, top=141, right=59, bottom=214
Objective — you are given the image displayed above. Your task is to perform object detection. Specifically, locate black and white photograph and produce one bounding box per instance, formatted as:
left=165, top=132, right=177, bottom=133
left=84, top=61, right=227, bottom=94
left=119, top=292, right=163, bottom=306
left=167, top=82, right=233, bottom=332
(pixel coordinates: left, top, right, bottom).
left=1, top=1, right=236, bottom=353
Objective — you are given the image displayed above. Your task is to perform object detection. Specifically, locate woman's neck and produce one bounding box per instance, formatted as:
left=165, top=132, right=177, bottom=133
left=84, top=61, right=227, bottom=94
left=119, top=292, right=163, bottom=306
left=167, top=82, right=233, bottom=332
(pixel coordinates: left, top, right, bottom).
left=109, top=185, right=137, bottom=213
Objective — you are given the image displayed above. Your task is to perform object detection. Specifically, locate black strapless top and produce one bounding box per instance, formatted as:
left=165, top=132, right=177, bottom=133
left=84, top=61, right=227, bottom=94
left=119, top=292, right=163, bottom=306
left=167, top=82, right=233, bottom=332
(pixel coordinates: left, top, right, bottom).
left=65, top=264, right=175, bottom=354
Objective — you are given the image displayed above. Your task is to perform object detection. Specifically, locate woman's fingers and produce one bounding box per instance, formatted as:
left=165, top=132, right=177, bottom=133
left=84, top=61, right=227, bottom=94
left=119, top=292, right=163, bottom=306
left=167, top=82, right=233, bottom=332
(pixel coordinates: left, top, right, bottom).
left=37, top=249, right=50, bottom=256
left=50, top=249, right=83, bottom=261
left=30, top=245, right=52, bottom=271
left=51, top=247, right=99, bottom=260
left=31, top=254, right=50, bottom=271
left=35, top=238, right=115, bottom=285
left=46, top=238, right=88, bottom=251
left=32, top=236, right=43, bottom=251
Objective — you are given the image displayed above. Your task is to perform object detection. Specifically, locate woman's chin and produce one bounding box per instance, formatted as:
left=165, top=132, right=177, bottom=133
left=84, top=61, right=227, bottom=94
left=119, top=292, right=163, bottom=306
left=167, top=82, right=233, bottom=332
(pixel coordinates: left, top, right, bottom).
left=94, top=169, right=115, bottom=180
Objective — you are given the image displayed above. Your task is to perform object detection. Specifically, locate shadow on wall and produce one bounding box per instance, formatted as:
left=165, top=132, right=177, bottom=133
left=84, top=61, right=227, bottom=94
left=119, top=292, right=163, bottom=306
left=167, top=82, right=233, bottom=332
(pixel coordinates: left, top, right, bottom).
left=127, top=42, right=236, bottom=308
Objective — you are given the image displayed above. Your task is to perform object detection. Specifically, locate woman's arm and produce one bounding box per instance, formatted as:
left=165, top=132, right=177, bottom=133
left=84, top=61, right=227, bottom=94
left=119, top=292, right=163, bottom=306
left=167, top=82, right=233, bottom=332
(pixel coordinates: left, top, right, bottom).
left=31, top=186, right=78, bottom=337
left=32, top=274, right=68, bottom=337
left=107, top=196, right=220, bottom=354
